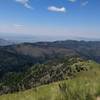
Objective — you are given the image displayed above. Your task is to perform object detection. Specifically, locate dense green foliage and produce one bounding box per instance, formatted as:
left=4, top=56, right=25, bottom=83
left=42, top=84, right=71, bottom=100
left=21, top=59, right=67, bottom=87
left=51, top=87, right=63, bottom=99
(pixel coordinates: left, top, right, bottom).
left=0, top=57, right=90, bottom=95
left=0, top=61, right=100, bottom=100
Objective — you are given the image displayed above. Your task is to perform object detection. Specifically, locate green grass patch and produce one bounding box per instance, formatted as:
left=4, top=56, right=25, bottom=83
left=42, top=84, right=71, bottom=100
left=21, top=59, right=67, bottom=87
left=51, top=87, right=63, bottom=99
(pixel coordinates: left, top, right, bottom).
left=0, top=61, right=100, bottom=100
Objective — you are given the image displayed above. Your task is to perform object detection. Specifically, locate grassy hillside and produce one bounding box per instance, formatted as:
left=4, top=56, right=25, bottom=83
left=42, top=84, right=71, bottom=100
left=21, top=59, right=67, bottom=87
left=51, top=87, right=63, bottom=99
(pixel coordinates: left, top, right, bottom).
left=0, top=57, right=92, bottom=94
left=0, top=61, right=100, bottom=100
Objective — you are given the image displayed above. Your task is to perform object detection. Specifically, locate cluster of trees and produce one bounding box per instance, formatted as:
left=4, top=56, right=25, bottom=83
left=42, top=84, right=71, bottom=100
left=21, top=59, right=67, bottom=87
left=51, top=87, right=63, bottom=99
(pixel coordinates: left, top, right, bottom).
left=0, top=57, right=90, bottom=95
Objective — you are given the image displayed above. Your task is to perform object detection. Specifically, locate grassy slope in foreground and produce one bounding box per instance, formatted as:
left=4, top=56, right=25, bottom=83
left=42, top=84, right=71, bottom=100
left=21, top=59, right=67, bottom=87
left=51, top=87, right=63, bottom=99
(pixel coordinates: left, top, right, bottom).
left=0, top=61, right=100, bottom=100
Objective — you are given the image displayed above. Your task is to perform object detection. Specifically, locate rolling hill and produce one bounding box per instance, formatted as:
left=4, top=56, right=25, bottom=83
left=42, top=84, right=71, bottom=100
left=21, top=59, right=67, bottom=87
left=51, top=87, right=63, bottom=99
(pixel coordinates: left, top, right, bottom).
left=0, top=60, right=100, bottom=100
left=0, top=40, right=100, bottom=78
left=0, top=40, right=100, bottom=96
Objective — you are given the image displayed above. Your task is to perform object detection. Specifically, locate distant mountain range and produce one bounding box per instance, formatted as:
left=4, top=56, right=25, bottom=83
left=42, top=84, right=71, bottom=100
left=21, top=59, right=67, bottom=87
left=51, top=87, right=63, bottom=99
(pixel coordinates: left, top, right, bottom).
left=1, top=35, right=100, bottom=43
left=0, top=38, right=14, bottom=46
left=0, top=40, right=100, bottom=77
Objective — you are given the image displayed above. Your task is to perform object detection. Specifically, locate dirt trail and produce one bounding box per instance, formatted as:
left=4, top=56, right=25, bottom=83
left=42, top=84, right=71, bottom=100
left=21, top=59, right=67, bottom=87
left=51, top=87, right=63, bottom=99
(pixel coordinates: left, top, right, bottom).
left=97, top=97, right=100, bottom=100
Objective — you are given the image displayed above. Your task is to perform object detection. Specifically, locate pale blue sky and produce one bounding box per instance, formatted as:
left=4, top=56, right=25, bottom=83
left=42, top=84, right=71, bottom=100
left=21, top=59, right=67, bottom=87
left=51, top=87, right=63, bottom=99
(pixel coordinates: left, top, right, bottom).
left=0, top=0, right=100, bottom=40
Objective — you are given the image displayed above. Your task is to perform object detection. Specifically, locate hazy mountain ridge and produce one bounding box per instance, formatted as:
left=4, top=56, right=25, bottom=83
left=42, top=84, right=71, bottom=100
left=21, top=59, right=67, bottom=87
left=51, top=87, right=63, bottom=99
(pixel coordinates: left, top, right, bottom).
left=0, top=40, right=100, bottom=77
left=0, top=38, right=14, bottom=46
left=2, top=40, right=100, bottom=62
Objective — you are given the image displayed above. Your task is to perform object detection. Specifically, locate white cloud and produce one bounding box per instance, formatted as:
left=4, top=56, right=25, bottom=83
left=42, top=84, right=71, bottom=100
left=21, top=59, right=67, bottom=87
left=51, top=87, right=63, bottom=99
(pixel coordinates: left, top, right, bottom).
left=81, top=1, right=88, bottom=6
left=13, top=24, right=24, bottom=28
left=48, top=6, right=66, bottom=13
left=15, top=0, right=33, bottom=9
left=68, top=0, right=76, bottom=3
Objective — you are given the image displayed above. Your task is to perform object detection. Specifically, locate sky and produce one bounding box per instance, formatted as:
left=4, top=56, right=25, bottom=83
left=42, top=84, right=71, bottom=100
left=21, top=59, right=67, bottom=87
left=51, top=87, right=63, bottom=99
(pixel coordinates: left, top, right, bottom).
left=0, top=0, right=100, bottom=41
